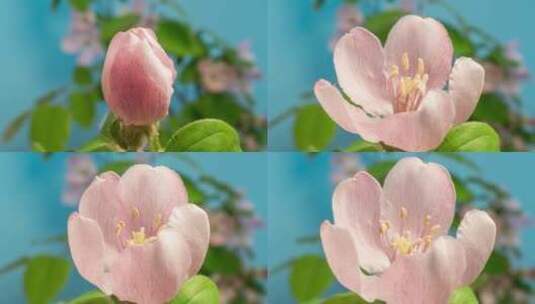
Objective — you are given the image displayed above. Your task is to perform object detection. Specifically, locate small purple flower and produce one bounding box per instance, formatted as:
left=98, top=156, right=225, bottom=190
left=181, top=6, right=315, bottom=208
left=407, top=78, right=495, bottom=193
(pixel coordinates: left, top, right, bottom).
left=61, top=11, right=103, bottom=66
left=62, top=155, right=97, bottom=206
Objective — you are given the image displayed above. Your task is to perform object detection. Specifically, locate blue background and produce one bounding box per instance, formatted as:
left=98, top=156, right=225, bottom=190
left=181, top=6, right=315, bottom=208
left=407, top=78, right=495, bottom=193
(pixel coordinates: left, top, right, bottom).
left=268, top=0, right=535, bottom=150
left=268, top=153, right=535, bottom=303
left=0, top=153, right=267, bottom=303
left=0, top=0, right=267, bottom=151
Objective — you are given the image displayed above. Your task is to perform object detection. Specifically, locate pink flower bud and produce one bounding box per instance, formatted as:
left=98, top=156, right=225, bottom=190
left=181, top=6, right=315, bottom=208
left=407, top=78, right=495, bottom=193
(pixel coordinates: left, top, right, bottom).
left=102, top=27, right=176, bottom=126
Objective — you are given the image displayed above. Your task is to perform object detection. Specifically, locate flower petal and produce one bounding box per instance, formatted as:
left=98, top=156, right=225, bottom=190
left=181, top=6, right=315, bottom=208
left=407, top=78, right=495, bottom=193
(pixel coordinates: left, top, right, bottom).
left=333, top=172, right=391, bottom=273
left=320, top=222, right=381, bottom=302
left=167, top=204, right=210, bottom=276
left=78, top=171, right=128, bottom=250
left=68, top=213, right=115, bottom=294
left=381, top=157, right=456, bottom=238
left=334, top=27, right=392, bottom=116
left=378, top=236, right=466, bottom=304
left=384, top=15, right=453, bottom=89
left=110, top=228, right=192, bottom=304
left=119, top=164, right=188, bottom=233
left=315, top=81, right=454, bottom=151
left=449, top=57, right=485, bottom=124
left=456, top=209, right=496, bottom=285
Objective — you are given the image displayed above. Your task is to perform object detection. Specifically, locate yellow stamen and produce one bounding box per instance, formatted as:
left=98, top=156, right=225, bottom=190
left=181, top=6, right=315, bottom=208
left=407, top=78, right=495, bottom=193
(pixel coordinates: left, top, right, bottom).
left=115, top=221, right=126, bottom=236
left=390, top=65, right=400, bottom=77
left=132, top=207, right=140, bottom=218
left=129, top=227, right=147, bottom=245
left=402, top=52, right=410, bottom=71
left=417, top=57, right=425, bottom=76
left=153, top=213, right=162, bottom=231
left=380, top=220, right=391, bottom=235
left=400, top=207, right=408, bottom=219
left=392, top=236, right=413, bottom=255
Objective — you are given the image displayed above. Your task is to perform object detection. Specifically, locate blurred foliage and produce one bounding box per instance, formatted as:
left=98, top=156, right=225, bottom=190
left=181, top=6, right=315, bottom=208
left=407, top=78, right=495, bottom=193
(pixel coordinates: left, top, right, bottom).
left=3, top=0, right=266, bottom=152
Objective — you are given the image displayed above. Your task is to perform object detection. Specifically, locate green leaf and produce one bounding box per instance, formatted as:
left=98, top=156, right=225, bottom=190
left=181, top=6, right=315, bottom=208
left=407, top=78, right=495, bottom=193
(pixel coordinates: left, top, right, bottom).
left=364, top=10, right=406, bottom=43
left=170, top=275, right=220, bottom=304
left=182, top=175, right=205, bottom=205
left=203, top=247, right=242, bottom=274
left=73, top=67, right=92, bottom=85
left=68, top=290, right=114, bottom=304
left=2, top=111, right=30, bottom=142
left=483, top=251, right=510, bottom=275
left=69, top=91, right=97, bottom=127
left=156, top=20, right=205, bottom=57
left=100, top=14, right=140, bottom=45
left=367, top=160, right=397, bottom=184
left=30, top=103, right=70, bottom=151
left=78, top=136, right=115, bottom=152
left=471, top=94, right=509, bottom=125
left=24, top=255, right=70, bottom=304
left=99, top=160, right=136, bottom=175
left=290, top=255, right=334, bottom=302
left=166, top=119, right=241, bottom=152
left=452, top=175, right=474, bottom=204
left=195, top=94, right=244, bottom=125
left=294, top=104, right=336, bottom=152
left=446, top=25, right=475, bottom=57
left=69, top=0, right=90, bottom=11
left=437, top=122, right=500, bottom=152
left=343, top=140, right=384, bottom=152
left=323, top=292, right=370, bottom=304
left=448, top=287, right=478, bottom=304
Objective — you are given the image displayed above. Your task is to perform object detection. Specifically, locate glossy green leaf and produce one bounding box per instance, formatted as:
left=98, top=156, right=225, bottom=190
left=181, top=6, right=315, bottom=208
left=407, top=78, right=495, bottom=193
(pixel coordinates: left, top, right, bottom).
left=24, top=255, right=70, bottom=304
left=323, top=292, right=370, bottom=304
left=448, top=287, right=478, bottom=304
left=437, top=122, right=500, bottom=152
left=290, top=255, right=334, bottom=302
left=294, top=104, right=336, bottom=152
left=68, top=290, right=114, bottom=304
left=166, top=119, right=241, bottom=152
left=69, top=91, right=97, bottom=127
left=364, top=10, right=406, bottom=42
left=30, top=103, right=70, bottom=151
left=156, top=20, right=204, bottom=57
left=170, top=275, right=220, bottom=304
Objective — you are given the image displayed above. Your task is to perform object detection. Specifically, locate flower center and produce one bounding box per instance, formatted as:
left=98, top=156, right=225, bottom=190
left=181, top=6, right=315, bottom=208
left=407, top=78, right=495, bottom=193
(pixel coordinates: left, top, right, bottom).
left=388, top=52, right=429, bottom=113
left=379, top=207, right=440, bottom=257
left=114, top=207, right=164, bottom=248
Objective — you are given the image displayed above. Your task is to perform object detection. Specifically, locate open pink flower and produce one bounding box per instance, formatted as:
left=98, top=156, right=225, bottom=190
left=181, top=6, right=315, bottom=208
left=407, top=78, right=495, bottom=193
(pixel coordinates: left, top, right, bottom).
left=68, top=164, right=209, bottom=304
left=102, top=27, right=176, bottom=126
left=321, top=157, right=496, bottom=303
left=315, top=15, right=485, bottom=151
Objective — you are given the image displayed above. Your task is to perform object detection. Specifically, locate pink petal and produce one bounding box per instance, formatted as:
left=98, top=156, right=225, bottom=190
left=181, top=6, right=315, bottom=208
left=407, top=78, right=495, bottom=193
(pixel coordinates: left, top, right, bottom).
left=378, top=236, right=466, bottom=303
left=132, top=28, right=177, bottom=80
left=334, top=27, right=392, bottom=116
left=167, top=204, right=210, bottom=276
left=456, top=209, right=496, bottom=285
left=332, top=172, right=391, bottom=273
left=68, top=213, right=115, bottom=294
left=118, top=164, right=188, bottom=231
left=449, top=57, right=485, bottom=124
left=315, top=81, right=454, bottom=151
left=384, top=15, right=453, bottom=89
left=320, top=222, right=381, bottom=302
left=381, top=157, right=456, bottom=238
left=110, top=228, right=192, bottom=304
left=78, top=171, right=128, bottom=250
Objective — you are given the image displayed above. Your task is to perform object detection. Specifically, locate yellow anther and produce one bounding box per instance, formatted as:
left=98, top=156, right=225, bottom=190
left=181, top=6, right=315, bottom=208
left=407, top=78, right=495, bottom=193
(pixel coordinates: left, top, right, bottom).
left=430, top=225, right=441, bottom=235
left=115, top=221, right=126, bottom=236
left=380, top=220, right=391, bottom=235
left=424, top=214, right=431, bottom=225
left=132, top=207, right=140, bottom=218
left=402, top=52, right=410, bottom=71
left=129, top=227, right=147, bottom=245
left=392, top=236, right=413, bottom=255
left=417, top=58, right=425, bottom=76
left=400, top=207, right=408, bottom=219
left=390, top=65, right=400, bottom=77
left=153, top=213, right=162, bottom=231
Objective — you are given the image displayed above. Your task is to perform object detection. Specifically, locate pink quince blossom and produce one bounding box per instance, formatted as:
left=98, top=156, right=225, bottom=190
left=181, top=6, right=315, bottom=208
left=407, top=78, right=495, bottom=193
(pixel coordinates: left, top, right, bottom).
left=321, top=157, right=496, bottom=303
left=68, top=164, right=210, bottom=304
left=315, top=15, right=485, bottom=151
left=482, top=41, right=529, bottom=97
left=102, top=27, right=176, bottom=126
left=198, top=59, right=239, bottom=93
left=61, top=11, right=103, bottom=66
left=330, top=4, right=365, bottom=49
left=62, top=155, right=97, bottom=206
